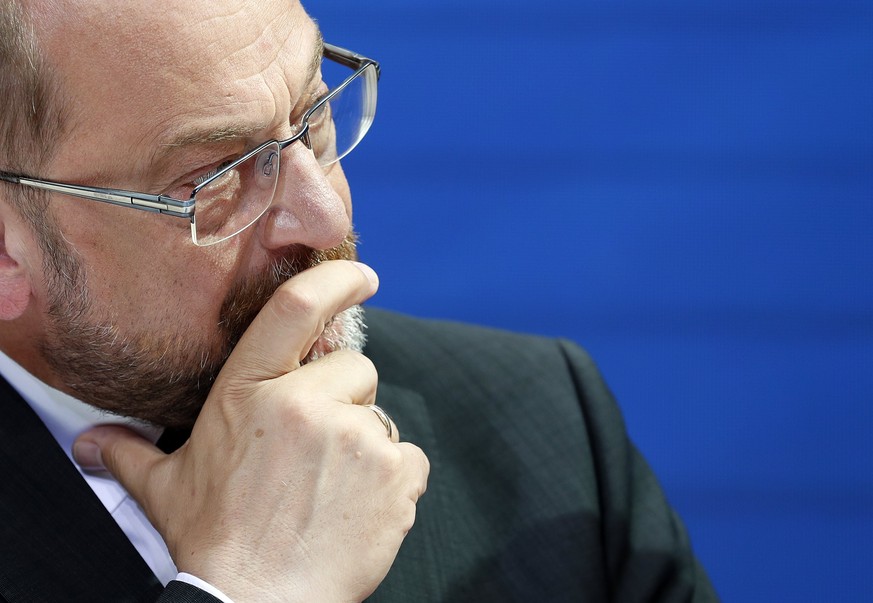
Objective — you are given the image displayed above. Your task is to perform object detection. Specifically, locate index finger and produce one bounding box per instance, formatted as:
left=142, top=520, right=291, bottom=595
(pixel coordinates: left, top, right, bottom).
left=221, top=260, right=378, bottom=383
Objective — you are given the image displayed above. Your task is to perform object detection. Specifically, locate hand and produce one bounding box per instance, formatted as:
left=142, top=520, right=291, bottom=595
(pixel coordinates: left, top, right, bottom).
left=73, top=261, right=430, bottom=602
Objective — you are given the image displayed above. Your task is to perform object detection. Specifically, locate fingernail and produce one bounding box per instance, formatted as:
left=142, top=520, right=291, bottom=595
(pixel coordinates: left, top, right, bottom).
left=351, top=261, right=379, bottom=292
left=73, top=441, right=104, bottom=470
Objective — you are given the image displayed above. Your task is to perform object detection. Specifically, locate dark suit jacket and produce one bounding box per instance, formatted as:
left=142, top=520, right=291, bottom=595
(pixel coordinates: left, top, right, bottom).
left=0, top=308, right=717, bottom=602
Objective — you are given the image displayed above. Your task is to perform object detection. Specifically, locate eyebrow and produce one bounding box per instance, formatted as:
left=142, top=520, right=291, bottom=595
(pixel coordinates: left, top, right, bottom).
left=154, top=28, right=325, bottom=155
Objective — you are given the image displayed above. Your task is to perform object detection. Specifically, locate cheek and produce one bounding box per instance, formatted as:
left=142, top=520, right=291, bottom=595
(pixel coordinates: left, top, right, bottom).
left=53, top=201, right=240, bottom=328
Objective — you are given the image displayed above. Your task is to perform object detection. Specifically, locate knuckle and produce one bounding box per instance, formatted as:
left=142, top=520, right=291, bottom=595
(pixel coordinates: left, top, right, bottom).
left=100, top=433, right=133, bottom=471
left=351, top=352, right=377, bottom=377
left=320, top=349, right=375, bottom=376
left=271, top=283, right=321, bottom=322
left=315, top=410, right=364, bottom=454
left=257, top=382, right=322, bottom=433
left=337, top=352, right=378, bottom=398
left=417, top=473, right=430, bottom=498
left=375, top=444, right=404, bottom=475
left=333, top=349, right=374, bottom=373
left=330, top=414, right=363, bottom=451
left=397, top=443, right=430, bottom=495
left=420, top=450, right=431, bottom=476
left=276, top=397, right=319, bottom=432
left=400, top=442, right=429, bottom=469
left=338, top=427, right=360, bottom=453
left=398, top=498, right=418, bottom=534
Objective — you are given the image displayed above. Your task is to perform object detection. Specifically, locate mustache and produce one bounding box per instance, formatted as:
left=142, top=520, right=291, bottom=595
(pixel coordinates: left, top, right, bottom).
left=217, top=235, right=358, bottom=350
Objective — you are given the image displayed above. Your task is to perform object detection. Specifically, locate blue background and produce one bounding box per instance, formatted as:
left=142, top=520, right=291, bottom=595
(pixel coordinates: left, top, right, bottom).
left=310, top=1, right=873, bottom=600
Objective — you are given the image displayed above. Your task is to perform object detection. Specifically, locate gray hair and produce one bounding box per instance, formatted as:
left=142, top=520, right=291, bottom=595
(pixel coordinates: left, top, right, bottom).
left=0, top=1, right=66, bottom=221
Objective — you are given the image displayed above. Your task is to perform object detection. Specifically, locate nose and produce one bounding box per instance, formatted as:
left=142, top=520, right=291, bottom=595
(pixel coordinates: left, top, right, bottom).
left=256, top=141, right=352, bottom=251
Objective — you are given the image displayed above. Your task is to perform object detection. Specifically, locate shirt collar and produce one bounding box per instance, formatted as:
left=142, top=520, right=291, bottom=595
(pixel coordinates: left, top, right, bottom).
left=0, top=349, right=161, bottom=511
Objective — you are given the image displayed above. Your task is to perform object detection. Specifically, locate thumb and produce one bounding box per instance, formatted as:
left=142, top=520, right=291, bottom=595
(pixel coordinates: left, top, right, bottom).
left=73, top=425, right=165, bottom=505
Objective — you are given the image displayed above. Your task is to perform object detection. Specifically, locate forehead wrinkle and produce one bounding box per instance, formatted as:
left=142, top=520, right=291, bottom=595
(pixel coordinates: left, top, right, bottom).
left=153, top=24, right=324, bottom=162
left=308, top=28, right=325, bottom=91
left=40, top=0, right=323, bottom=190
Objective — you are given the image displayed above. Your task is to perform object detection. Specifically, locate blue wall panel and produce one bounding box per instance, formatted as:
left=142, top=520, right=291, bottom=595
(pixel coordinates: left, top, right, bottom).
left=308, top=1, right=873, bottom=600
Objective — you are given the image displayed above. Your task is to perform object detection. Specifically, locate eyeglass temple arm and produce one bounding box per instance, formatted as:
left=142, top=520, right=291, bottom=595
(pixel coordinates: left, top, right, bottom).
left=0, top=171, right=194, bottom=218
left=323, top=43, right=381, bottom=79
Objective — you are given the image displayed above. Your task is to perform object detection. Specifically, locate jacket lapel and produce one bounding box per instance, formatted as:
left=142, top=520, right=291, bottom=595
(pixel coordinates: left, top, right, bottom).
left=0, top=377, right=162, bottom=603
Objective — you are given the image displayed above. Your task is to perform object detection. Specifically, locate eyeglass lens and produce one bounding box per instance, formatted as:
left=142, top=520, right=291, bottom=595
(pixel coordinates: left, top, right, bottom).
left=191, top=61, right=378, bottom=246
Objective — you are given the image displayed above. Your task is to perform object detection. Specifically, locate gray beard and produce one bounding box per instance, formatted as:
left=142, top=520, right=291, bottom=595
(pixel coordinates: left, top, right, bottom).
left=303, top=304, right=367, bottom=363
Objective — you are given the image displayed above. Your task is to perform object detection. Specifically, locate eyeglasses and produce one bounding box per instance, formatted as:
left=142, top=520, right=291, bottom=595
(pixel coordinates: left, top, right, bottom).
left=0, top=43, right=380, bottom=246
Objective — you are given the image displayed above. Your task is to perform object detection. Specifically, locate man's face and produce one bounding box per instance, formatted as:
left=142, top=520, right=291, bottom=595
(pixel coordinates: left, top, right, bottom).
left=18, top=0, right=361, bottom=426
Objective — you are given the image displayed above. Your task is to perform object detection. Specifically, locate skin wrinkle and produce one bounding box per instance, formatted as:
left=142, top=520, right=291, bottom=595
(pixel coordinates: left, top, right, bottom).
left=43, top=4, right=277, bottom=184
left=3, top=0, right=358, bottom=426
left=151, top=29, right=323, bottom=186
left=100, top=24, right=320, bottom=196
left=28, top=4, right=322, bottom=197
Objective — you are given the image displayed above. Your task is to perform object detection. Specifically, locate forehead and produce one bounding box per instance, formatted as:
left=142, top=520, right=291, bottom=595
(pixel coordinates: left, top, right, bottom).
left=37, top=0, right=318, bottom=182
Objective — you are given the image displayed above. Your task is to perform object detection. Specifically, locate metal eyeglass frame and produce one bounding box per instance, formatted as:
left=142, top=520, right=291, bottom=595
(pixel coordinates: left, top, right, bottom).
left=0, top=42, right=380, bottom=245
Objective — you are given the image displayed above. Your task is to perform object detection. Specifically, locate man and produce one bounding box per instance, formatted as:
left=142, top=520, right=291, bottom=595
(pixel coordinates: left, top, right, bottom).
left=0, top=0, right=717, bottom=601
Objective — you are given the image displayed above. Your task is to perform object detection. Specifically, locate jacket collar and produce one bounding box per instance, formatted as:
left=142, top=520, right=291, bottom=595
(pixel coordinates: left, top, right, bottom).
left=0, top=376, right=162, bottom=602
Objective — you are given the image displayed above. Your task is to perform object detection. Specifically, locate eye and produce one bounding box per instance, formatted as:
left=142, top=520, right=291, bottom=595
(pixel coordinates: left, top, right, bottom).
left=162, top=158, right=235, bottom=200
left=308, top=103, right=337, bottom=162
left=193, top=159, right=234, bottom=187
left=290, top=79, right=330, bottom=127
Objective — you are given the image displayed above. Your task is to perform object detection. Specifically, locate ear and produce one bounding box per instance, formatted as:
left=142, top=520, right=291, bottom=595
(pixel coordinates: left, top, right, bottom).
left=0, top=205, right=33, bottom=321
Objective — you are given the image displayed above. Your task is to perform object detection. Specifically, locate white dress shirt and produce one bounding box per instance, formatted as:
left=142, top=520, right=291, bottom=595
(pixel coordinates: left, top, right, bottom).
left=0, top=350, right=233, bottom=602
